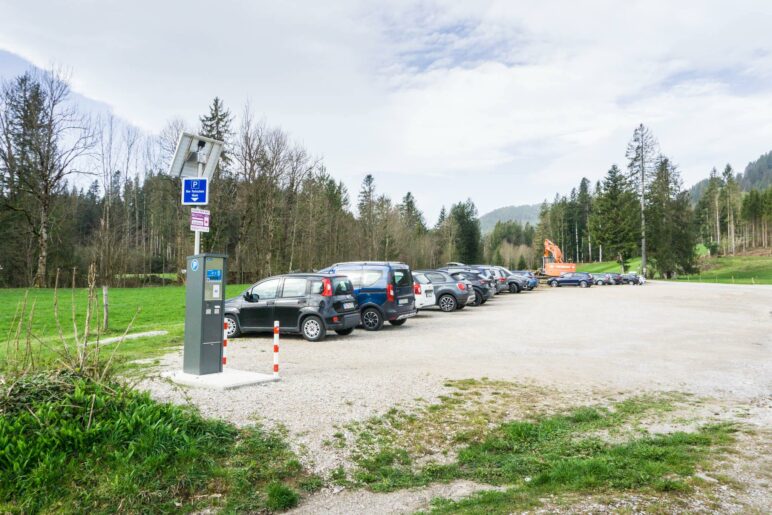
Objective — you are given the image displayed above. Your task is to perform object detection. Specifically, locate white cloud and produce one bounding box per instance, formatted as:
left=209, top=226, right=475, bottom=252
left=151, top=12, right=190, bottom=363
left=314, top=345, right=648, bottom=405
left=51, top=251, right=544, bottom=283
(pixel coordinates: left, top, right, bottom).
left=2, top=0, right=772, bottom=220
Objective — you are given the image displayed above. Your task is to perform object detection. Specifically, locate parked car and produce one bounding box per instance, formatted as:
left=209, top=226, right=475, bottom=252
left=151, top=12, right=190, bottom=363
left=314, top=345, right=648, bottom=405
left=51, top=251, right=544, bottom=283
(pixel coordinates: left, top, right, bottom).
left=621, top=272, right=645, bottom=285
left=319, top=261, right=416, bottom=331
left=470, top=265, right=509, bottom=294
left=224, top=273, right=360, bottom=341
left=607, top=273, right=624, bottom=285
left=592, top=273, right=613, bottom=285
left=449, top=270, right=492, bottom=306
left=546, top=272, right=594, bottom=288
left=414, top=270, right=473, bottom=311
left=494, top=266, right=529, bottom=293
left=441, top=265, right=497, bottom=298
left=412, top=272, right=436, bottom=309
left=510, top=270, right=539, bottom=290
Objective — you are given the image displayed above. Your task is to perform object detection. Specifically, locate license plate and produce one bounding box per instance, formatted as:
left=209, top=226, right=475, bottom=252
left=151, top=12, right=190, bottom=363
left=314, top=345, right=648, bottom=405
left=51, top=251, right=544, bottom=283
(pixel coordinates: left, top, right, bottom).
left=398, top=298, right=409, bottom=305
left=343, top=302, right=354, bottom=310
left=426, top=290, right=434, bottom=296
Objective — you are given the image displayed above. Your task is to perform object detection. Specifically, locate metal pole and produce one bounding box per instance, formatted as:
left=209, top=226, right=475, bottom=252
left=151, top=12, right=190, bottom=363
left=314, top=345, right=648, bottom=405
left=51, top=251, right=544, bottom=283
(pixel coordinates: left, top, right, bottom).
left=193, top=160, right=204, bottom=255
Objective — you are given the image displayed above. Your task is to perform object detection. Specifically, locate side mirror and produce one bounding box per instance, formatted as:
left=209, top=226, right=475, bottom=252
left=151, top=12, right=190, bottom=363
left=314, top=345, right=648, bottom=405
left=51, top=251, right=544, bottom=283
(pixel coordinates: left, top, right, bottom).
left=244, top=291, right=259, bottom=302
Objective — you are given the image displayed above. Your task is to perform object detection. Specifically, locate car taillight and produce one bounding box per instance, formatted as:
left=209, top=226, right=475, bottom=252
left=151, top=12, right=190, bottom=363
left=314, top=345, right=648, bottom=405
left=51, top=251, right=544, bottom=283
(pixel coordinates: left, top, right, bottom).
left=322, top=278, right=333, bottom=297
left=457, top=282, right=465, bottom=290
left=413, top=282, right=421, bottom=295
left=498, top=277, right=505, bottom=283
left=387, top=283, right=395, bottom=302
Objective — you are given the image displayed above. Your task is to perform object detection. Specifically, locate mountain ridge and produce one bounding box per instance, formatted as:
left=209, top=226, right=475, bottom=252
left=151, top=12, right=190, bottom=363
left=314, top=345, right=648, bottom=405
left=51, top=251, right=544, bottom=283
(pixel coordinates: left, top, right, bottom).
left=479, top=203, right=541, bottom=233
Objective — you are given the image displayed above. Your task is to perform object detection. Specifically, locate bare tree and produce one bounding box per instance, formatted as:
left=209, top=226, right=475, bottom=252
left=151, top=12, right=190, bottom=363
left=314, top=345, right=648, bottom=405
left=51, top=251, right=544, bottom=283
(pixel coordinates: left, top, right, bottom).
left=0, top=69, right=94, bottom=286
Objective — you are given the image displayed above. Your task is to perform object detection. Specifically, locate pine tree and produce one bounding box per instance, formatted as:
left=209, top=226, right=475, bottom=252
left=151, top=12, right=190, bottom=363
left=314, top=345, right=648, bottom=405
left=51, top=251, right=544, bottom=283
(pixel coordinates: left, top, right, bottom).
left=646, top=157, right=696, bottom=277
left=199, top=97, right=233, bottom=169
left=398, top=191, right=426, bottom=233
left=589, top=165, right=639, bottom=271
left=357, top=174, right=377, bottom=258
left=625, top=124, right=658, bottom=277
left=517, top=254, right=528, bottom=270
left=450, top=199, right=481, bottom=263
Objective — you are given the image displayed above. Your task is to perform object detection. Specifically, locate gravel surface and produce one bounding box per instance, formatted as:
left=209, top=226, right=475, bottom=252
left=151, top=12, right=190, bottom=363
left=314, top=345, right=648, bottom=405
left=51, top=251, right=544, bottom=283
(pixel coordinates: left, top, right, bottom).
left=140, top=280, right=772, bottom=513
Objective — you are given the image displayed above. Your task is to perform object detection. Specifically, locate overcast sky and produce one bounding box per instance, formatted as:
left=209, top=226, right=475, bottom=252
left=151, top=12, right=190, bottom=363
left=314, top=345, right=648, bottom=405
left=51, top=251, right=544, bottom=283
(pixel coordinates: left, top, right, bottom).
left=2, top=1, right=772, bottom=221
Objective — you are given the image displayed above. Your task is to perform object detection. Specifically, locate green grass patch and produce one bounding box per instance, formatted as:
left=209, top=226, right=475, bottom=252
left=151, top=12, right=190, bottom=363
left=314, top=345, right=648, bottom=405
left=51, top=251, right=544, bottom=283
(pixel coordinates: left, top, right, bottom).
left=0, top=284, right=251, bottom=369
left=577, top=254, right=772, bottom=284
left=576, top=258, right=642, bottom=274
left=0, top=371, right=312, bottom=513
left=673, top=255, right=772, bottom=285
left=344, top=382, right=735, bottom=513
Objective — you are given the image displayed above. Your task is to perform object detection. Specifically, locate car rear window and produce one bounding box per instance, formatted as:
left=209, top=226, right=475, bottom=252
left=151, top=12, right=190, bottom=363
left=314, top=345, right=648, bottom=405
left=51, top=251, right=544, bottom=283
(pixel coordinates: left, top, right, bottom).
left=333, top=277, right=353, bottom=295
left=414, top=273, right=429, bottom=284
left=393, top=269, right=412, bottom=287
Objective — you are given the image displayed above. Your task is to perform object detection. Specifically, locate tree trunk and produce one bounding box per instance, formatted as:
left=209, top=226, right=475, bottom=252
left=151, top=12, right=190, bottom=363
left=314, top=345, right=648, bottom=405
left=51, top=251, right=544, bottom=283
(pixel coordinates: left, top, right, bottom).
left=34, top=202, right=49, bottom=287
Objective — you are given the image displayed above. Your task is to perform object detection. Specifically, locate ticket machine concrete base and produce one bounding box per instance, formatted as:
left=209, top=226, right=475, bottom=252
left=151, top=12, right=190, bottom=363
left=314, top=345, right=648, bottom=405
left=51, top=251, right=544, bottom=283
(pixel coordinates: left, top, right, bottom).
left=168, top=253, right=279, bottom=389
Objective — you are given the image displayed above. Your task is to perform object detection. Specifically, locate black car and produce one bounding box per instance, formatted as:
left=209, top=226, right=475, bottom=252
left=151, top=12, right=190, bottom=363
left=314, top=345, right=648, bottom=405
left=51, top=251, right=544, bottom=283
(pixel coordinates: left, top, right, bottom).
left=224, top=273, right=360, bottom=341
left=621, top=273, right=644, bottom=285
left=547, top=272, right=594, bottom=288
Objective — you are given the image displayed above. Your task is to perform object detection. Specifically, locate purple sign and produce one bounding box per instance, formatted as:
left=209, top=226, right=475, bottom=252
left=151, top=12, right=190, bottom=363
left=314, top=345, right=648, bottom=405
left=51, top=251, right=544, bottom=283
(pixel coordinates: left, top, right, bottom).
left=190, top=208, right=210, bottom=232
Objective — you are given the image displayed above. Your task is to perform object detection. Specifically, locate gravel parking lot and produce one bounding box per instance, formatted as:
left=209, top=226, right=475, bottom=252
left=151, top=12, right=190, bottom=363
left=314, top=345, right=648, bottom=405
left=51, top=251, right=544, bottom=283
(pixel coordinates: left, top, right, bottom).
left=144, top=280, right=772, bottom=511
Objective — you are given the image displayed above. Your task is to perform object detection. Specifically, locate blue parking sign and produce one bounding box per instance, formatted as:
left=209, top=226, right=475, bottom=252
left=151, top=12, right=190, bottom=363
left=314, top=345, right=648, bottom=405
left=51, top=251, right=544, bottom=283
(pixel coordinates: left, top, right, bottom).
left=181, top=178, right=208, bottom=205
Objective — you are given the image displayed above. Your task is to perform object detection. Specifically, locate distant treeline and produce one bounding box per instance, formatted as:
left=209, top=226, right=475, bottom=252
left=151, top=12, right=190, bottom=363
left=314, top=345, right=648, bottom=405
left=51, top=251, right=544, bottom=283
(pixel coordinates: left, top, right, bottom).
left=520, top=124, right=772, bottom=277
left=0, top=70, right=488, bottom=288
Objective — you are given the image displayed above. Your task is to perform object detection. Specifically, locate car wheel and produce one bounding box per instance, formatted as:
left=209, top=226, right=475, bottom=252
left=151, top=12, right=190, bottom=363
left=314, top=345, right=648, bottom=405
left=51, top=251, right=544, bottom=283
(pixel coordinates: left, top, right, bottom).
left=580, top=280, right=588, bottom=288
left=335, top=327, right=355, bottom=335
left=595, top=280, right=603, bottom=285
left=361, top=308, right=384, bottom=331
left=301, top=316, right=326, bottom=342
left=389, top=319, right=407, bottom=326
left=508, top=283, right=520, bottom=294
left=472, top=291, right=482, bottom=306
left=224, top=314, right=241, bottom=338
left=438, top=294, right=457, bottom=312
left=549, top=280, right=558, bottom=287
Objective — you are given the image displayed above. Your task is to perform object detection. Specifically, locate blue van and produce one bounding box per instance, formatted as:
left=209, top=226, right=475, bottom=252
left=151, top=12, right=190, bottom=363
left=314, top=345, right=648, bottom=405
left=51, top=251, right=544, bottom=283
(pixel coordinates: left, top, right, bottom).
left=319, top=261, right=416, bottom=331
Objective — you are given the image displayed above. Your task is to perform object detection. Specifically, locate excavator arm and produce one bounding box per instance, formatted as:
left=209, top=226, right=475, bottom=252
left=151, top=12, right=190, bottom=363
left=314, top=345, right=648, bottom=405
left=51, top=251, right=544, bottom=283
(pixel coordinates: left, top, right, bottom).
left=542, top=239, right=576, bottom=277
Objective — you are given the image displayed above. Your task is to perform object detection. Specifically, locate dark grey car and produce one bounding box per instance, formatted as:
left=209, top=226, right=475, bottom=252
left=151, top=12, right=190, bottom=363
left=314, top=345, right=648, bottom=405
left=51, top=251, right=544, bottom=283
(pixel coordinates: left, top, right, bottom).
left=442, top=265, right=497, bottom=298
left=413, top=270, right=472, bottom=312
left=449, top=271, right=493, bottom=306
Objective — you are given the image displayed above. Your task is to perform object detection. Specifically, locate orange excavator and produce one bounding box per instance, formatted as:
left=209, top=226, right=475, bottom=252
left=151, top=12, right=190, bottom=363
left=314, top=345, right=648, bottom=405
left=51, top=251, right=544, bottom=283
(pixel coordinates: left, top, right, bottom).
left=542, top=239, right=576, bottom=277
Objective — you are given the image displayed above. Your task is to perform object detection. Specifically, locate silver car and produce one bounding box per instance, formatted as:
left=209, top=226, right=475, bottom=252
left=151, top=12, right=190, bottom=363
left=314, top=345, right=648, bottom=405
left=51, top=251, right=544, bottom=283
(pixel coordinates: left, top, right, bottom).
left=413, top=270, right=473, bottom=312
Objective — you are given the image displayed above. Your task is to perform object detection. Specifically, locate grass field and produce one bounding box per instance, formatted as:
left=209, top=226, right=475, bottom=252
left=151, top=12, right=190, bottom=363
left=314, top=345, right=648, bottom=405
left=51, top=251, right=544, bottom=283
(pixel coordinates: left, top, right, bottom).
left=577, top=255, right=772, bottom=284
left=0, top=284, right=251, bottom=368
left=673, top=255, right=772, bottom=284
left=576, top=258, right=642, bottom=274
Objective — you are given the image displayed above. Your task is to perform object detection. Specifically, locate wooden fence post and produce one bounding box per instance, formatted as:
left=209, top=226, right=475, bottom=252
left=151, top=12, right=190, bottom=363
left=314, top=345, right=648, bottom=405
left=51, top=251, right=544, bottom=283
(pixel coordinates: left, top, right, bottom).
left=102, top=286, right=109, bottom=331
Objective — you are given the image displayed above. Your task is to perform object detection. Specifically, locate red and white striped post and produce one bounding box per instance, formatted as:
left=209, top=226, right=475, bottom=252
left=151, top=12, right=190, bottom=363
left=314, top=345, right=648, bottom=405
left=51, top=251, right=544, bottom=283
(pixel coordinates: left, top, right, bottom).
left=222, top=321, right=228, bottom=369
left=273, top=320, right=280, bottom=378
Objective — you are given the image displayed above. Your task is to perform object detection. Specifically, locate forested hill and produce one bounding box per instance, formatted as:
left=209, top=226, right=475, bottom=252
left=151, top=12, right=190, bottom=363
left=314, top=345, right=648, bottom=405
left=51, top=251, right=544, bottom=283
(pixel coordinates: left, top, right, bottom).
left=690, top=149, right=772, bottom=203
left=479, top=204, right=541, bottom=233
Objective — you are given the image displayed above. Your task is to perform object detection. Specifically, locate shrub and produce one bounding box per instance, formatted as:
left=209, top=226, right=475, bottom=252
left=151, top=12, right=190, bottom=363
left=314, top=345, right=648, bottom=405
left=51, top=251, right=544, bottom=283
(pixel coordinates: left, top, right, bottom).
left=266, top=482, right=300, bottom=510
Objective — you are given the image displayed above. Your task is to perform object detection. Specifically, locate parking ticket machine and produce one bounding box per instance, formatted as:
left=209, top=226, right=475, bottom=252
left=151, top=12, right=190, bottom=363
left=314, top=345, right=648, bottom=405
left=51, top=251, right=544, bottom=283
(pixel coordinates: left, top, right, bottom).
left=183, top=253, right=227, bottom=374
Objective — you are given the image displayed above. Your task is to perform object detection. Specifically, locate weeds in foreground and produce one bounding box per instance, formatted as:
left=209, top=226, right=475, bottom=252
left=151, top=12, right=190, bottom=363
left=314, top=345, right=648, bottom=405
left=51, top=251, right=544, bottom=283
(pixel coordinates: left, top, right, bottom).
left=343, top=381, right=737, bottom=513
left=0, top=266, right=313, bottom=512
left=0, top=372, right=311, bottom=513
